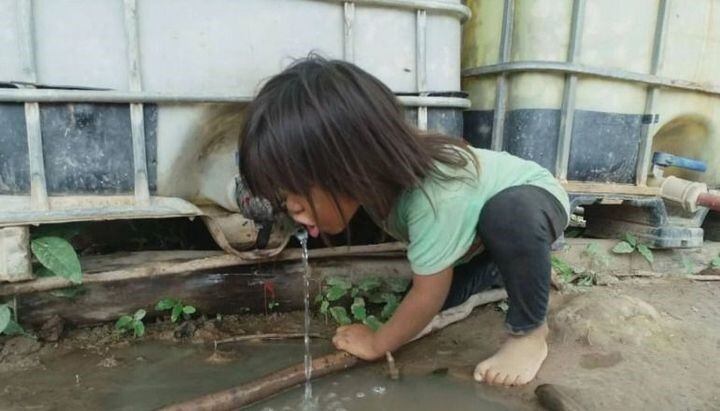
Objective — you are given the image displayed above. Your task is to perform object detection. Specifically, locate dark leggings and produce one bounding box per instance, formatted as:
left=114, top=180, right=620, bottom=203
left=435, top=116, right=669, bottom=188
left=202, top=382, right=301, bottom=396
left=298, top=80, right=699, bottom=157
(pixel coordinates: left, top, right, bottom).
left=441, top=185, right=567, bottom=334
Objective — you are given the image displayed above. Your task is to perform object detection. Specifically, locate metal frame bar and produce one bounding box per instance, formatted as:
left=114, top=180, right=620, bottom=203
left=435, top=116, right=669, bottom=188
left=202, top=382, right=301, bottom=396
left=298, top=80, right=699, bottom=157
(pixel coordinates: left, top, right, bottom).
left=18, top=0, right=49, bottom=210
left=0, top=89, right=471, bottom=108
left=0, top=196, right=203, bottom=227
left=556, top=0, right=586, bottom=180
left=491, top=0, right=514, bottom=151
left=416, top=9, right=428, bottom=130
left=123, top=0, right=151, bottom=205
left=635, top=0, right=669, bottom=186
left=462, top=60, right=720, bottom=97
left=343, top=2, right=356, bottom=62
left=320, top=0, right=471, bottom=21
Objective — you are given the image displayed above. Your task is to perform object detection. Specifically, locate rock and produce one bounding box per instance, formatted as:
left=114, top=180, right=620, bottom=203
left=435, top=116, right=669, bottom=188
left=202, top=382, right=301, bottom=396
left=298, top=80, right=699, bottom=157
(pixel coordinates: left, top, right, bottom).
left=174, top=321, right=196, bottom=339
left=97, top=356, right=120, bottom=368
left=1, top=336, right=42, bottom=357
left=552, top=292, right=665, bottom=348
left=0, top=337, right=43, bottom=373
left=39, top=315, right=65, bottom=342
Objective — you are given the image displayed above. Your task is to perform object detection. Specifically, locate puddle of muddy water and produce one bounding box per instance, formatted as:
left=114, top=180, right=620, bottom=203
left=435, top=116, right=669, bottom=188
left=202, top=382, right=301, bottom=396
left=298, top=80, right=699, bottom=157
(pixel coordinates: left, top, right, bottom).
left=1, top=340, right=514, bottom=411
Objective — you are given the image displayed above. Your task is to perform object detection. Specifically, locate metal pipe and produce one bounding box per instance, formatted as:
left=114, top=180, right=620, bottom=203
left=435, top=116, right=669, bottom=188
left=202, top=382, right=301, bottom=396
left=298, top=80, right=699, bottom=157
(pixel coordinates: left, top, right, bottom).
left=318, top=0, right=471, bottom=21
left=0, top=89, right=470, bottom=108
left=416, top=9, right=428, bottom=130
left=17, top=0, right=37, bottom=83
left=123, top=0, right=151, bottom=205
left=18, top=0, right=48, bottom=210
left=697, top=192, right=720, bottom=212
left=462, top=60, right=720, bottom=97
left=556, top=0, right=586, bottom=180
left=491, top=0, right=514, bottom=151
left=24, top=102, right=49, bottom=211
left=635, top=0, right=669, bottom=186
left=343, top=2, right=356, bottom=62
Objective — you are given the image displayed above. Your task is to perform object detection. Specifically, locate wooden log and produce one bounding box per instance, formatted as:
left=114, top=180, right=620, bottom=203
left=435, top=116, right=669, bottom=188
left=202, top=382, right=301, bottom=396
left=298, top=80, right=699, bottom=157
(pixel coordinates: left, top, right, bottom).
left=687, top=274, right=720, bottom=281
left=158, top=351, right=358, bottom=411
left=13, top=256, right=412, bottom=326
left=214, top=333, right=324, bottom=345
left=0, top=243, right=406, bottom=297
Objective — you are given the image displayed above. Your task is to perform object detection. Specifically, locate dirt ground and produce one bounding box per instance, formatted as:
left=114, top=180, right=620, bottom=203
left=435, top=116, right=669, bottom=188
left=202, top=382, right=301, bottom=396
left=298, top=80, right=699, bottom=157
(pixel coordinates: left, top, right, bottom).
left=396, top=277, right=720, bottom=410
left=1, top=277, right=719, bottom=410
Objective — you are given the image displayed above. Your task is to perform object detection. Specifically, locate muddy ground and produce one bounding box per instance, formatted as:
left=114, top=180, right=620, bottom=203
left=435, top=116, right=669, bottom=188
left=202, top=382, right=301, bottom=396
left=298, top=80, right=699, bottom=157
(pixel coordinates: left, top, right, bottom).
left=1, top=276, right=719, bottom=410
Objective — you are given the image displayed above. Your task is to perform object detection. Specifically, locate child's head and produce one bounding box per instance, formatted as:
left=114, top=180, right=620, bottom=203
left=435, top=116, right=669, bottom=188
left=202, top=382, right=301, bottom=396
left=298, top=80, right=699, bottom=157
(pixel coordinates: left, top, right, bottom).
left=239, top=55, right=474, bottom=237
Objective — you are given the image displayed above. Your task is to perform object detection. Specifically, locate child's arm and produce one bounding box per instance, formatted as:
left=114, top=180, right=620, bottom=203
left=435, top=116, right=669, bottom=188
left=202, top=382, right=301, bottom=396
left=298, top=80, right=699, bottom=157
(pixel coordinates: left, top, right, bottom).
left=332, top=267, right=453, bottom=360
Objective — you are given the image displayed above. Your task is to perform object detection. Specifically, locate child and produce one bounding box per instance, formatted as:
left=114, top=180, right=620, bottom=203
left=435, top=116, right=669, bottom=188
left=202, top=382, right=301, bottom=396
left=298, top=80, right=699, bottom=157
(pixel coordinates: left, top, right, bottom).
left=239, top=56, right=570, bottom=386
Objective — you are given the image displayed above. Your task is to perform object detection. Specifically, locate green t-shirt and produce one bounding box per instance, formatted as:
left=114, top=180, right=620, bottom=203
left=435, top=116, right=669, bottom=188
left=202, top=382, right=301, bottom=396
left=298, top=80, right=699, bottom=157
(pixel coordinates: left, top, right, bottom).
left=383, top=148, right=570, bottom=275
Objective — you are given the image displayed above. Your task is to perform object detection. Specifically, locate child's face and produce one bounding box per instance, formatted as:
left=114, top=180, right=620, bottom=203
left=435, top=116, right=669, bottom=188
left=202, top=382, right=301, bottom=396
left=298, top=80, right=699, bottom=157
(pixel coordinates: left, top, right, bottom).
left=284, top=187, right=359, bottom=238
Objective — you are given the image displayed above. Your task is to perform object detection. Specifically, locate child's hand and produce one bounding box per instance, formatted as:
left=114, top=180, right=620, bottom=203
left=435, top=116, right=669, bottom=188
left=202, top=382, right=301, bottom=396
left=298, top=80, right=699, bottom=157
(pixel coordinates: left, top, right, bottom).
left=332, top=324, right=383, bottom=361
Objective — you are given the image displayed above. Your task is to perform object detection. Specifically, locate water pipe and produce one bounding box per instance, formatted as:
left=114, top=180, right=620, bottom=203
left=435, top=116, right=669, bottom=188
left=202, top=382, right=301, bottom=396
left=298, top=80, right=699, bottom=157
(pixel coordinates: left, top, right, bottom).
left=658, top=176, right=720, bottom=212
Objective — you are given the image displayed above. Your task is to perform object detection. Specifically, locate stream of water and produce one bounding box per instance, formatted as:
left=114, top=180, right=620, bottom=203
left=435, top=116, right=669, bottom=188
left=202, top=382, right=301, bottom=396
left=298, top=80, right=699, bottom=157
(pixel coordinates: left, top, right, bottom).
left=295, top=229, right=316, bottom=410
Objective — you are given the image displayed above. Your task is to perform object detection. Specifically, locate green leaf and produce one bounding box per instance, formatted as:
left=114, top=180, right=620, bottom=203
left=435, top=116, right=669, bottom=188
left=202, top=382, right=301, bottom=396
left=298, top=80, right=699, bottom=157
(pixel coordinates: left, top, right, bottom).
left=328, top=306, right=352, bottom=326
left=325, top=277, right=352, bottom=290
left=636, top=244, right=654, bottom=264
left=381, top=295, right=400, bottom=320
left=584, top=243, right=601, bottom=257
left=711, top=256, right=720, bottom=268
left=115, top=315, right=133, bottom=330
left=624, top=233, right=638, bottom=247
left=350, top=287, right=359, bottom=298
left=363, top=315, right=383, bottom=331
left=320, top=300, right=329, bottom=315
left=314, top=294, right=324, bottom=304
left=0, top=305, right=10, bottom=334
left=384, top=277, right=410, bottom=293
left=31, top=236, right=82, bottom=284
left=578, top=275, right=594, bottom=287
left=155, top=298, right=176, bottom=311
left=357, top=277, right=382, bottom=292
left=367, top=292, right=387, bottom=304
left=133, top=321, right=145, bottom=337
left=351, top=297, right=367, bottom=321
left=133, top=309, right=146, bottom=321
left=612, top=241, right=635, bottom=254
left=35, top=266, right=56, bottom=278
left=325, top=286, right=348, bottom=302
left=182, top=305, right=196, bottom=315
left=2, top=320, right=26, bottom=336
left=551, top=256, right=574, bottom=281
left=171, top=305, right=183, bottom=322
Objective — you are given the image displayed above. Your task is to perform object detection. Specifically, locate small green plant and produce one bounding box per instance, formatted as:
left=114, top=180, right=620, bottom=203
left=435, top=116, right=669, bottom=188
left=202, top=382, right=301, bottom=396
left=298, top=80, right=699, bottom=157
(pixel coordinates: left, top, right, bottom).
left=551, top=255, right=575, bottom=283
left=551, top=256, right=595, bottom=286
left=710, top=254, right=720, bottom=269
left=155, top=298, right=196, bottom=323
left=268, top=301, right=280, bottom=311
left=0, top=303, right=26, bottom=336
left=583, top=243, right=610, bottom=270
left=681, top=255, right=696, bottom=274
left=30, top=225, right=83, bottom=284
left=316, top=276, right=409, bottom=331
left=612, top=233, right=653, bottom=265
left=115, top=309, right=147, bottom=337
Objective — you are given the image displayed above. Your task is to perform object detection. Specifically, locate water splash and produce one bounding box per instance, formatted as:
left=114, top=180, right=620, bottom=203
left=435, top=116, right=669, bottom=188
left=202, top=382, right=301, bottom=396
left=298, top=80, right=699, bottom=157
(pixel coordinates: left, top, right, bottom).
left=295, top=229, right=316, bottom=410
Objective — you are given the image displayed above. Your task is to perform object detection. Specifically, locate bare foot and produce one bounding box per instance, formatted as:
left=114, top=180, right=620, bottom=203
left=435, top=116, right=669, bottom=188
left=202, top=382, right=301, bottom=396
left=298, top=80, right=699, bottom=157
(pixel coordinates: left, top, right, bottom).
left=474, top=323, right=549, bottom=386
